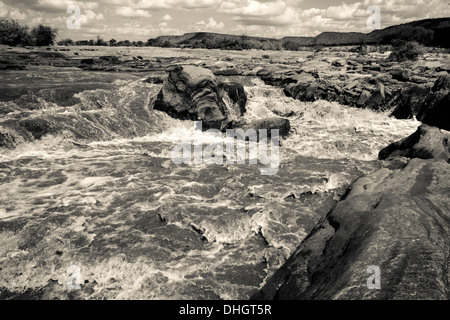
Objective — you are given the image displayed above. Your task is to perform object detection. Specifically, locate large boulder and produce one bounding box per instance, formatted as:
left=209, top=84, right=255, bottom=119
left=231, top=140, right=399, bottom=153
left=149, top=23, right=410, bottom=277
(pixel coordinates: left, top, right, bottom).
left=378, top=124, right=450, bottom=162
left=153, top=65, right=247, bottom=130
left=432, top=74, right=450, bottom=92
left=284, top=81, right=337, bottom=103
left=365, top=83, right=386, bottom=110
left=254, top=157, right=450, bottom=300
left=389, top=76, right=450, bottom=130
left=418, top=92, right=450, bottom=131
left=416, top=75, right=450, bottom=131
left=389, top=84, right=430, bottom=119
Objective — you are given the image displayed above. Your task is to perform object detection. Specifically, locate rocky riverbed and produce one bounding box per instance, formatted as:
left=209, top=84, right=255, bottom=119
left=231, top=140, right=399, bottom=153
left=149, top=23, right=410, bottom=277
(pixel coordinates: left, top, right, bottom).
left=0, top=45, right=449, bottom=300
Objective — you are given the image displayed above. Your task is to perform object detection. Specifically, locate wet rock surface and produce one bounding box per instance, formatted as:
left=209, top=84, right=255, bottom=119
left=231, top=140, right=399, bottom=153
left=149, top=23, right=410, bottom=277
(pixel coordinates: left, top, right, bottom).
left=379, top=124, right=450, bottom=161
left=254, top=157, right=450, bottom=300
left=153, top=65, right=237, bottom=130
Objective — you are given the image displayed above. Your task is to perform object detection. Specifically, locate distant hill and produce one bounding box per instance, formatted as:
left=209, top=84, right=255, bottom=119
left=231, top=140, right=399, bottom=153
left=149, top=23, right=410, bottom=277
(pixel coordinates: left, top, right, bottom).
left=147, top=32, right=282, bottom=50
left=147, top=17, right=450, bottom=50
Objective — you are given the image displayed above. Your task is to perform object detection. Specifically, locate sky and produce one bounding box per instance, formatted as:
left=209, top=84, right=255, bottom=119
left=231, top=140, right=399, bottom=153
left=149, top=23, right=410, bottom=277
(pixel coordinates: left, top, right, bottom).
left=0, top=0, right=449, bottom=41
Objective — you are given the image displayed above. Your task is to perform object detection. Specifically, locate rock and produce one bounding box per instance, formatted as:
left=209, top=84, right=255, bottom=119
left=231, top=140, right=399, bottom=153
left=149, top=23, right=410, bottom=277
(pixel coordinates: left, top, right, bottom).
left=364, top=64, right=382, bottom=72
left=410, top=75, right=429, bottom=84
left=284, top=80, right=332, bottom=102
left=218, top=82, right=247, bottom=121
left=35, top=52, right=67, bottom=59
left=249, top=67, right=269, bottom=77
left=284, top=82, right=308, bottom=100
left=344, top=80, right=359, bottom=90
left=18, top=118, right=54, bottom=140
left=254, top=157, right=450, bottom=300
left=390, top=68, right=411, bottom=82
left=80, top=58, right=94, bottom=65
left=153, top=65, right=247, bottom=130
left=419, top=92, right=450, bottom=131
left=213, top=68, right=242, bottom=76
left=99, top=56, right=120, bottom=64
left=0, top=64, right=26, bottom=71
left=432, top=74, right=450, bottom=92
left=379, top=124, right=450, bottom=161
left=238, top=117, right=290, bottom=139
left=331, top=60, right=345, bottom=67
left=365, top=83, right=386, bottom=110
left=356, top=90, right=371, bottom=106
left=435, top=65, right=450, bottom=73
left=389, top=84, right=430, bottom=119
left=143, top=76, right=166, bottom=84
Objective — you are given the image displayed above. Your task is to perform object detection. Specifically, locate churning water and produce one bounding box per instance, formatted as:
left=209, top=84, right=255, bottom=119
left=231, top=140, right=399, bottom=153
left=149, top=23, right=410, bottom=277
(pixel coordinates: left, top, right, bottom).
left=0, top=72, right=419, bottom=299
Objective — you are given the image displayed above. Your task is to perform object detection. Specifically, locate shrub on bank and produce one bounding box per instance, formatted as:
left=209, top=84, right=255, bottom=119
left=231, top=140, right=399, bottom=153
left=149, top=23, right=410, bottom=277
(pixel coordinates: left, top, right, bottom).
left=389, top=40, right=424, bottom=62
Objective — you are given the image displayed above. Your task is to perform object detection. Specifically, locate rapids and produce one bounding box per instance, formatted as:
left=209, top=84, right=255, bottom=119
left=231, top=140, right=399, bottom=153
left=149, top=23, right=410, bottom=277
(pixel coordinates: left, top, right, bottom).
left=0, top=72, right=419, bottom=299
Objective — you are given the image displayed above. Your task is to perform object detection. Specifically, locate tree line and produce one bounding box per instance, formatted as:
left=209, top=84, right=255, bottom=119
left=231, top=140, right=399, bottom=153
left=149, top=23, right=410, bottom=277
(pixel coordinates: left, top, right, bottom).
left=0, top=19, right=58, bottom=46
left=58, top=36, right=146, bottom=47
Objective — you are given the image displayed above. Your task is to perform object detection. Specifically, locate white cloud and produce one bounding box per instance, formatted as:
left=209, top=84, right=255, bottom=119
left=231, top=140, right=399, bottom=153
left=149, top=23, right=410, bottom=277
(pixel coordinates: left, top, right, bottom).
left=220, top=0, right=287, bottom=17
left=162, top=13, right=173, bottom=21
left=166, top=0, right=221, bottom=9
left=80, top=9, right=105, bottom=24
left=103, top=0, right=220, bottom=10
left=325, top=3, right=360, bottom=21
left=114, top=6, right=152, bottom=18
left=195, top=16, right=224, bottom=30
left=9, top=8, right=27, bottom=20
left=31, top=0, right=99, bottom=12
left=0, top=1, right=8, bottom=18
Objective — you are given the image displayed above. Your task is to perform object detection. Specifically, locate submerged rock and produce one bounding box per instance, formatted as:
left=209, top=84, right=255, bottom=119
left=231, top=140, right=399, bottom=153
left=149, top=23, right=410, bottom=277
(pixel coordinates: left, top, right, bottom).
left=153, top=65, right=247, bottom=130
left=378, top=124, right=450, bottom=162
left=238, top=117, right=291, bottom=139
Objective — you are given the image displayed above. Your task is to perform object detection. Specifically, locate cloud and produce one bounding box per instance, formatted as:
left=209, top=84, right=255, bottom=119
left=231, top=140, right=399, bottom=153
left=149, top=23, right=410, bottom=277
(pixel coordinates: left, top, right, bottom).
left=3, top=0, right=450, bottom=40
left=219, top=0, right=288, bottom=17
left=195, top=17, right=225, bottom=30
left=162, top=13, right=173, bottom=21
left=8, top=0, right=99, bottom=13
left=102, top=0, right=220, bottom=10
left=0, top=1, right=28, bottom=20
left=103, top=0, right=169, bottom=10
left=166, top=0, right=221, bottom=9
left=219, top=0, right=450, bottom=36
left=324, top=3, right=360, bottom=21
left=114, top=6, right=152, bottom=18
left=81, top=9, right=105, bottom=23
left=9, top=7, right=27, bottom=20
left=0, top=1, right=9, bottom=18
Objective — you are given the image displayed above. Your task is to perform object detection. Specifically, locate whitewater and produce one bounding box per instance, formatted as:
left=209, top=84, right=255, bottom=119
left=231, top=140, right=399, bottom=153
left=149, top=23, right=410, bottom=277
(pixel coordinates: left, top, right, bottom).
left=0, top=72, right=419, bottom=299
